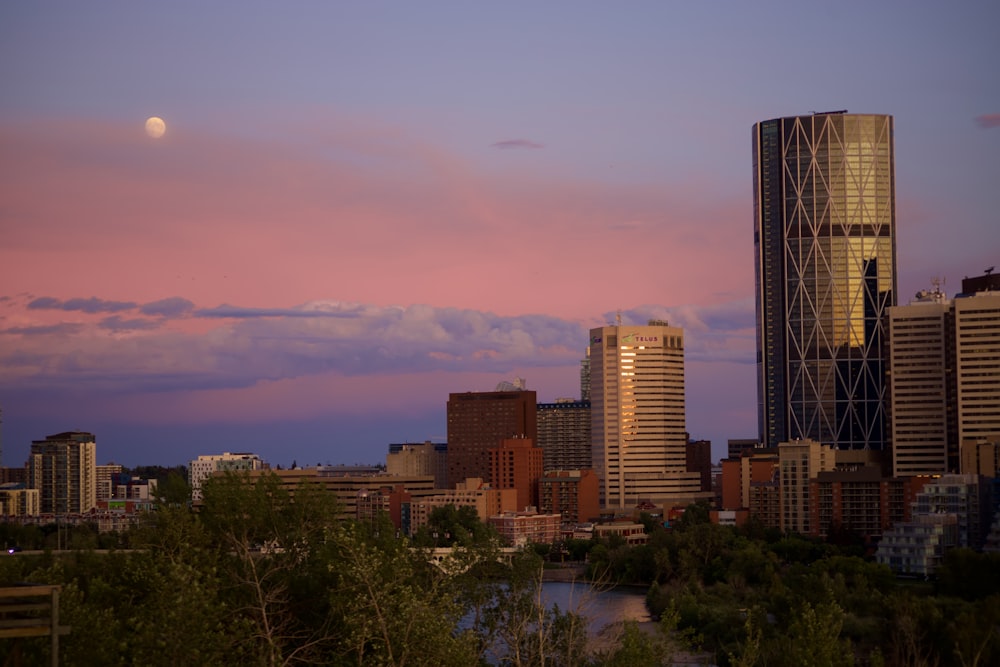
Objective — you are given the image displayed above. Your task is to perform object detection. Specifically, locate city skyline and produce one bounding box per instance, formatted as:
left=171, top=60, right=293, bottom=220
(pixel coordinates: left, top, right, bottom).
left=1, top=3, right=998, bottom=467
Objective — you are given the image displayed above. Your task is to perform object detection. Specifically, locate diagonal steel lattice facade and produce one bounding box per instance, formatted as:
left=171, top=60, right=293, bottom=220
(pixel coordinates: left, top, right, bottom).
left=753, top=113, right=896, bottom=450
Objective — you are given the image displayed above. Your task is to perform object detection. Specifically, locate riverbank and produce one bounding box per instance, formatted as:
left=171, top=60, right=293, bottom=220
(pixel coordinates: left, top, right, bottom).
left=541, top=562, right=589, bottom=582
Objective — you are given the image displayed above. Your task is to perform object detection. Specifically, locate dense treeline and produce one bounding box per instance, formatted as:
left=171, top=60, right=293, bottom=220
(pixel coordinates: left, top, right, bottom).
left=2, top=478, right=999, bottom=666
left=0, top=473, right=686, bottom=666
left=586, top=505, right=1000, bottom=666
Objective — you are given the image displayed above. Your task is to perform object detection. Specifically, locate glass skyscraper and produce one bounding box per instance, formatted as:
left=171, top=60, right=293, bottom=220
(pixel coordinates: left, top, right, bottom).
left=753, top=112, right=896, bottom=450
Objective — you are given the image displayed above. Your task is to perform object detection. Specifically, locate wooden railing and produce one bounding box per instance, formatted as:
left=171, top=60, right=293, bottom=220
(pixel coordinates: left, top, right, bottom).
left=0, top=585, right=71, bottom=667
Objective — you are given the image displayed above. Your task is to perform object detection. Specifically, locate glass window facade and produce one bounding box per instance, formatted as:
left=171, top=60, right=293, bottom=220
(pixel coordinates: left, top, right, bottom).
left=754, top=113, right=896, bottom=450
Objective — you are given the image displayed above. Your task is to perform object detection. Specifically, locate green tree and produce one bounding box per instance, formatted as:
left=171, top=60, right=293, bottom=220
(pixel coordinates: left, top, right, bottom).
left=199, top=471, right=342, bottom=665
left=936, top=549, right=1000, bottom=601
left=595, top=604, right=699, bottom=667
left=727, top=609, right=764, bottom=667
left=412, top=503, right=496, bottom=548
left=882, top=593, right=945, bottom=667
left=951, top=595, right=1000, bottom=667
left=327, top=520, right=478, bottom=666
left=154, top=470, right=192, bottom=506
left=773, top=597, right=854, bottom=667
left=476, top=551, right=589, bottom=667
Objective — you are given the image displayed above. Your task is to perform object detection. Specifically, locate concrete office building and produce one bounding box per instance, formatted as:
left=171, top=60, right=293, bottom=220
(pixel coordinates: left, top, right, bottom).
left=536, top=399, right=591, bottom=471
left=489, top=437, right=544, bottom=512
left=963, top=438, right=1000, bottom=478
left=727, top=439, right=760, bottom=460
left=778, top=438, right=836, bottom=534
left=27, top=431, right=98, bottom=515
left=886, top=272, right=1000, bottom=476
left=953, top=284, right=1000, bottom=452
left=887, top=285, right=953, bottom=475
left=386, top=442, right=448, bottom=488
left=538, top=469, right=600, bottom=524
left=580, top=355, right=591, bottom=402
left=446, top=388, right=537, bottom=488
left=687, top=438, right=713, bottom=492
left=754, top=112, right=896, bottom=450
left=589, top=320, right=701, bottom=508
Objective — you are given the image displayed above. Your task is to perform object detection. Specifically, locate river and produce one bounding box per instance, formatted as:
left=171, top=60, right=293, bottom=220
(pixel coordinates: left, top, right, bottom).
left=539, top=580, right=651, bottom=636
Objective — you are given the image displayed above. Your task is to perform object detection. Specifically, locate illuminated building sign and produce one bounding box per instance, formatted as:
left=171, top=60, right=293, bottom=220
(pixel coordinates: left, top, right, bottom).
left=621, top=333, right=659, bottom=345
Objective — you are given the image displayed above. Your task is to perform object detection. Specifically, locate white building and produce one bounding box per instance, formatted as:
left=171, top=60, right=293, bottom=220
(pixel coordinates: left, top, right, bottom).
left=912, top=473, right=989, bottom=550
left=589, top=320, right=700, bottom=508
left=876, top=513, right=959, bottom=577
left=876, top=472, right=991, bottom=578
left=887, top=287, right=952, bottom=476
left=189, top=452, right=265, bottom=501
left=954, top=291, right=1000, bottom=450
left=886, top=277, right=1000, bottom=476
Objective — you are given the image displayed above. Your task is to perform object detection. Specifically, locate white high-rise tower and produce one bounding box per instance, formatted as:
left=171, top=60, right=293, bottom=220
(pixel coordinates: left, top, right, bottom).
left=589, top=320, right=701, bottom=508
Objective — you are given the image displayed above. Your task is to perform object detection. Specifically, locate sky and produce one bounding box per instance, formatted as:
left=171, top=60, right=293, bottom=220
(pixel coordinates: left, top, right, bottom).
left=1, top=2, right=998, bottom=468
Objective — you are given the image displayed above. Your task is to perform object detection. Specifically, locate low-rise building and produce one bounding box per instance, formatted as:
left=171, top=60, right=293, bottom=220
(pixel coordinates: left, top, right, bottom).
left=222, top=467, right=438, bottom=523
left=489, top=511, right=562, bottom=547
left=876, top=513, right=959, bottom=577
left=111, top=474, right=158, bottom=501
left=593, top=522, right=648, bottom=545
left=710, top=509, right=749, bottom=527
left=0, top=483, right=40, bottom=517
left=409, top=478, right=518, bottom=534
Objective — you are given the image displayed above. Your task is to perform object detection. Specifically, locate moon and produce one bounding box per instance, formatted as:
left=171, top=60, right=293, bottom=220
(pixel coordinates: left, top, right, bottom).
left=145, top=116, right=166, bottom=139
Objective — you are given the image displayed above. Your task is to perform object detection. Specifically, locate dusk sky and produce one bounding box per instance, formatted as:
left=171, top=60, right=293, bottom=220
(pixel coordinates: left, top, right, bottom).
left=1, top=2, right=998, bottom=468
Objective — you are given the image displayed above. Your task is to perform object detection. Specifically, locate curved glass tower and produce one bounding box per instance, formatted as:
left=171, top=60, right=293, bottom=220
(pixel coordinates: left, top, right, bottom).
left=753, top=112, right=896, bottom=450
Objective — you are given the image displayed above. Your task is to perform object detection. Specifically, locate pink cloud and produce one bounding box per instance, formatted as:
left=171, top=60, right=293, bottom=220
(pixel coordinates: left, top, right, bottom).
left=0, top=117, right=750, bottom=322
left=0, top=115, right=758, bottom=457
left=975, top=113, right=1000, bottom=129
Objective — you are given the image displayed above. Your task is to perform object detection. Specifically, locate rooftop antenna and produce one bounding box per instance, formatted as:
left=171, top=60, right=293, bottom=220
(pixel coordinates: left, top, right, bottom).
left=615, top=310, right=622, bottom=326
left=985, top=266, right=995, bottom=276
